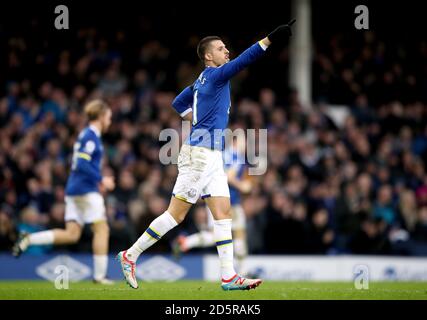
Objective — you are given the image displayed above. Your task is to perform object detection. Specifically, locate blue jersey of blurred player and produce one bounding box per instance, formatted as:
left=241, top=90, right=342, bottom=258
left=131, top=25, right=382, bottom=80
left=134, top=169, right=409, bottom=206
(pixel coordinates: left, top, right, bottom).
left=13, top=100, right=116, bottom=284
left=117, top=20, right=295, bottom=290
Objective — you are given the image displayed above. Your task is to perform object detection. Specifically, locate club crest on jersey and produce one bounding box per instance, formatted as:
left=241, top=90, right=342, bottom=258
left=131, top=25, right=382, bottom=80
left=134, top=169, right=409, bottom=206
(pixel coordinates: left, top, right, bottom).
left=187, top=188, right=197, bottom=198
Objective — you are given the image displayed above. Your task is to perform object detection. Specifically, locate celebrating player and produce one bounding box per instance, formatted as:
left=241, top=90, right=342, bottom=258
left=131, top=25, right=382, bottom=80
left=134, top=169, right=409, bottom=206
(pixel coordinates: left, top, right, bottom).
left=13, top=99, right=116, bottom=284
left=117, top=20, right=296, bottom=290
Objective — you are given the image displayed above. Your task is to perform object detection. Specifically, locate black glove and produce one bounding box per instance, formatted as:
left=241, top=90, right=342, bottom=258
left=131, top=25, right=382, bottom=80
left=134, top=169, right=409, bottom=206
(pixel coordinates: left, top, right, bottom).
left=267, top=19, right=296, bottom=43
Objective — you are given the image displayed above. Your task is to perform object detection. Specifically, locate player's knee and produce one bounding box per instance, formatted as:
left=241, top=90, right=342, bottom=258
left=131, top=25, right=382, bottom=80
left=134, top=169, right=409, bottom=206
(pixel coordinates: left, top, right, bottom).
left=92, top=221, right=109, bottom=236
left=216, top=210, right=232, bottom=220
left=104, top=223, right=110, bottom=235
left=68, top=231, right=81, bottom=244
left=171, top=212, right=185, bottom=224
left=102, top=223, right=110, bottom=236
left=168, top=196, right=192, bottom=224
left=65, top=222, right=82, bottom=243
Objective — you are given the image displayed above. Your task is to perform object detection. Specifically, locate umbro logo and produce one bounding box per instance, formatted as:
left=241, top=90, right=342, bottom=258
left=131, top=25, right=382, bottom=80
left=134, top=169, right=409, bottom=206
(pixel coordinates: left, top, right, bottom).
left=36, top=255, right=91, bottom=282
left=136, top=256, right=186, bottom=281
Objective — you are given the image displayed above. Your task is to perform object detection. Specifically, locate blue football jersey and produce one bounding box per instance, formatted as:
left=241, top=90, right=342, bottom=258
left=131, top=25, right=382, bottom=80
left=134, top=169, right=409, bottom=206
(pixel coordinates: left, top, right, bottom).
left=65, top=125, right=103, bottom=195
left=172, top=42, right=267, bottom=150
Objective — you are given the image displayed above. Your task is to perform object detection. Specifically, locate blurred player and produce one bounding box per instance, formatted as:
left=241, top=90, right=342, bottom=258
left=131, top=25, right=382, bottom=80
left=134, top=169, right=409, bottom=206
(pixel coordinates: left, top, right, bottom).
left=117, top=20, right=295, bottom=290
left=13, top=100, right=116, bottom=284
left=173, top=138, right=253, bottom=276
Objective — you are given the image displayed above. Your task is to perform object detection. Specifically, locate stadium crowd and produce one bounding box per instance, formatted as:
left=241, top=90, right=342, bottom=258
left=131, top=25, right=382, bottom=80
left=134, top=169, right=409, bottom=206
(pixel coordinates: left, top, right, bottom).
left=1, top=17, right=427, bottom=256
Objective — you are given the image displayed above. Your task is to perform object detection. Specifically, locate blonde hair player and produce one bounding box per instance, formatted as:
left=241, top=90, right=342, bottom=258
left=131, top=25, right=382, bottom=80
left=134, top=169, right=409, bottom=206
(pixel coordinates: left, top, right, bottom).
left=13, top=99, right=116, bottom=284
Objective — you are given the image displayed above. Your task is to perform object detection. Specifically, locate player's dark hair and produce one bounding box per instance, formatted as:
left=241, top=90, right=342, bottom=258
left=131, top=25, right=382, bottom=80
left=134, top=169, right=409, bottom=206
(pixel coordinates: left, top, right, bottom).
left=197, top=36, right=222, bottom=62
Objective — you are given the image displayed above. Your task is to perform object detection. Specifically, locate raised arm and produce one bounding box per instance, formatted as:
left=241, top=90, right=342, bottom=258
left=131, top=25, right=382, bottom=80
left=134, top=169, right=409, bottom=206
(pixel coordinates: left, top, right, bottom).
left=210, top=41, right=268, bottom=84
left=211, top=19, right=296, bottom=84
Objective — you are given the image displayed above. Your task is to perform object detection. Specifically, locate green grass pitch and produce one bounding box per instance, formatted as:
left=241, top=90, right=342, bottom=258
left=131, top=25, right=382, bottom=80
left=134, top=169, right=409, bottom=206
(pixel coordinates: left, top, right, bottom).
left=0, top=281, right=426, bottom=300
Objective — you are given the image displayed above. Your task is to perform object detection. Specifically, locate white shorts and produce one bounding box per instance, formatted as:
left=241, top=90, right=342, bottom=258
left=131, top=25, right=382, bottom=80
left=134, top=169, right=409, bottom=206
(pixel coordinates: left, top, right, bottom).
left=206, top=204, right=246, bottom=231
left=172, top=144, right=230, bottom=204
left=64, top=192, right=106, bottom=226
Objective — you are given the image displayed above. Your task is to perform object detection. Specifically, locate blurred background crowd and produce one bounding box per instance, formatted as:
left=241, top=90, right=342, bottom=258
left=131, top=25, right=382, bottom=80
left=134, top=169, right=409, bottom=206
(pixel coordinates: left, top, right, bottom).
left=1, top=2, right=426, bottom=256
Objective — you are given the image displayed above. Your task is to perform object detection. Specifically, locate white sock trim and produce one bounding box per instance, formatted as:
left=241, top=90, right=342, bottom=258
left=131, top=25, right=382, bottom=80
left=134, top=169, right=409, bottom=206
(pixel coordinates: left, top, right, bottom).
left=93, top=255, right=108, bottom=280
left=164, top=211, right=178, bottom=227
left=28, top=230, right=55, bottom=245
left=213, top=219, right=232, bottom=226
